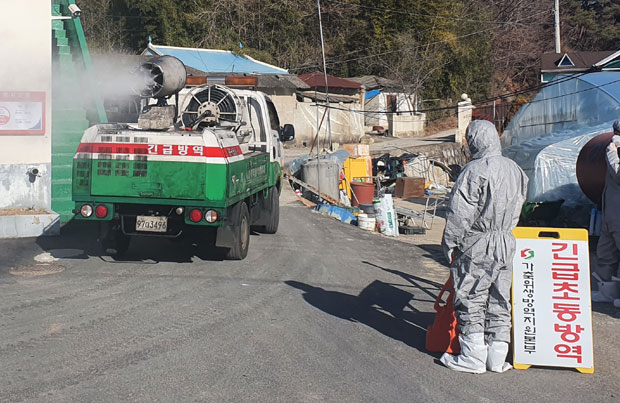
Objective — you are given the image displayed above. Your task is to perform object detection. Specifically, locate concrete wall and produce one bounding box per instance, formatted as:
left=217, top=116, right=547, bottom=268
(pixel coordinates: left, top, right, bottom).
left=391, top=114, right=425, bottom=138
left=268, top=92, right=297, bottom=128
left=0, top=1, right=52, bottom=211
left=364, top=92, right=425, bottom=137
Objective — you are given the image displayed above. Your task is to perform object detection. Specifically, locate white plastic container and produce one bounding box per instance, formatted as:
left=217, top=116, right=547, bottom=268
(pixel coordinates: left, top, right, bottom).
left=358, top=214, right=376, bottom=231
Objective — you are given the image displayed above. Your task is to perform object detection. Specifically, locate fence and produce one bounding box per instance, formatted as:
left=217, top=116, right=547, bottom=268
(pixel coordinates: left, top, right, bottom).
left=473, top=101, right=516, bottom=135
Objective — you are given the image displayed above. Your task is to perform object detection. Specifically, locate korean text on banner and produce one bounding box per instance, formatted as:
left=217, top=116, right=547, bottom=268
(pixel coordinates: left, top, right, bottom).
left=0, top=92, right=45, bottom=135
left=512, top=227, right=594, bottom=374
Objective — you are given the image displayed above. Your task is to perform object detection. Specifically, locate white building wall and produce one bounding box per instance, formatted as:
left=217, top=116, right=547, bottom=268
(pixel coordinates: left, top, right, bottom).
left=363, top=92, right=424, bottom=136
left=365, top=92, right=416, bottom=127
left=0, top=1, right=52, bottom=211
left=269, top=93, right=297, bottom=127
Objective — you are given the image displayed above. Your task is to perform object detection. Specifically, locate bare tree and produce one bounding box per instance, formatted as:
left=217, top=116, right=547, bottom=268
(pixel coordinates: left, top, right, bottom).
left=80, top=0, right=128, bottom=53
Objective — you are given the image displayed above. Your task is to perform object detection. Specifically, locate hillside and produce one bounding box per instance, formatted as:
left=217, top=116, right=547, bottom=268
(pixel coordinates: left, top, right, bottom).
left=79, top=0, right=619, bottom=102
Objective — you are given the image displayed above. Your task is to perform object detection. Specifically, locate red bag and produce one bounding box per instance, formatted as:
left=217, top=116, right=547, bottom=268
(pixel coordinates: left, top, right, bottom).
left=426, top=273, right=461, bottom=354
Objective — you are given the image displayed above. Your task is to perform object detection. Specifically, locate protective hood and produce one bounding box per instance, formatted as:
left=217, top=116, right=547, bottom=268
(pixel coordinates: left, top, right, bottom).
left=466, top=120, right=501, bottom=159
left=614, top=119, right=620, bottom=134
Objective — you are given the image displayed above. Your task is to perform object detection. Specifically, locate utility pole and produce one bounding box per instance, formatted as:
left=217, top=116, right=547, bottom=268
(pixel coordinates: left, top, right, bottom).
left=554, top=0, right=561, bottom=53
left=317, top=0, right=333, bottom=151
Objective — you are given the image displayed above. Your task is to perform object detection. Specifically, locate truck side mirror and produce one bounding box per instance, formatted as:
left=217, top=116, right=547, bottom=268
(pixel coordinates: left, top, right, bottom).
left=280, top=124, right=295, bottom=142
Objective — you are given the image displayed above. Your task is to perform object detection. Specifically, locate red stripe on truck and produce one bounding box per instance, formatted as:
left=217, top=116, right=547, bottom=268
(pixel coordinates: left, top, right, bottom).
left=76, top=143, right=238, bottom=158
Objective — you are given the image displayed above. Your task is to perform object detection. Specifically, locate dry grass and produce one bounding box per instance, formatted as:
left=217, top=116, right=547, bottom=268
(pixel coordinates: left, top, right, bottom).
left=424, top=116, right=457, bottom=136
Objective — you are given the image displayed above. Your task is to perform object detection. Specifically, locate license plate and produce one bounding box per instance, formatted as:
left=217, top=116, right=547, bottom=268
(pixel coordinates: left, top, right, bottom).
left=136, top=216, right=168, bottom=233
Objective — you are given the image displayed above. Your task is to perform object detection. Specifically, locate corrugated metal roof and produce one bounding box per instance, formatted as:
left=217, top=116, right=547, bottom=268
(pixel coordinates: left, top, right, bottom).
left=184, top=65, right=207, bottom=77
left=297, top=91, right=359, bottom=103
left=298, top=72, right=362, bottom=89
left=143, top=44, right=288, bottom=75
left=185, top=72, right=310, bottom=90
left=256, top=74, right=309, bottom=89
left=348, top=75, right=404, bottom=91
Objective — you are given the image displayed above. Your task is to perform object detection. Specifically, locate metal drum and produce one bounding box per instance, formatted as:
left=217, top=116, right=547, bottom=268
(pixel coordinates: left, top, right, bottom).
left=576, top=132, right=613, bottom=205
left=301, top=159, right=340, bottom=201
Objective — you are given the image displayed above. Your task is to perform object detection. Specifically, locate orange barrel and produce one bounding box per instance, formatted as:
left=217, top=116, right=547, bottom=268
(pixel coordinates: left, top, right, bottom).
left=350, top=182, right=375, bottom=207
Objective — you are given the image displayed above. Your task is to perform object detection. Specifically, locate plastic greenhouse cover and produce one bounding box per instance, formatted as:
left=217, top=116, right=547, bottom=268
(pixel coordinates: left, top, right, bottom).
left=501, top=72, right=620, bottom=205
left=503, top=120, right=613, bottom=205
left=502, top=72, right=620, bottom=148
left=296, top=102, right=364, bottom=143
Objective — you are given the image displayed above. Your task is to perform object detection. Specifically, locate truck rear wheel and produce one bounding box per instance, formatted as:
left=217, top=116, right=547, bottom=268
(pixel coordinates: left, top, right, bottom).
left=262, top=186, right=279, bottom=234
left=226, top=201, right=250, bottom=260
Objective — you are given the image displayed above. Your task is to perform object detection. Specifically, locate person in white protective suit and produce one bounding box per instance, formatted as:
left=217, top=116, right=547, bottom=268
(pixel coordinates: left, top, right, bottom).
left=593, top=120, right=620, bottom=306
left=439, top=120, right=528, bottom=374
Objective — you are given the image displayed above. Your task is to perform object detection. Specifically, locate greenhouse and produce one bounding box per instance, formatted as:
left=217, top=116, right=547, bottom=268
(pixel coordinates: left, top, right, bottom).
left=502, top=72, right=620, bottom=206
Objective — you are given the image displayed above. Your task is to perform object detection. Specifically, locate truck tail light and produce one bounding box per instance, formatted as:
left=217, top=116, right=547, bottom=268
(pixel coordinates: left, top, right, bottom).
left=80, top=204, right=93, bottom=218
left=95, top=205, right=108, bottom=218
left=189, top=209, right=203, bottom=223
left=204, top=210, right=218, bottom=223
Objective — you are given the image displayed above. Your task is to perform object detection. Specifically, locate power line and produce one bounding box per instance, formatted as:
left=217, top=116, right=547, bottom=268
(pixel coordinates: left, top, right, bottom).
left=290, top=26, right=439, bottom=71
left=305, top=71, right=611, bottom=117
left=324, top=0, right=553, bottom=25
left=289, top=26, right=497, bottom=71
left=289, top=9, right=552, bottom=71
left=527, top=77, right=620, bottom=105
left=471, top=71, right=593, bottom=105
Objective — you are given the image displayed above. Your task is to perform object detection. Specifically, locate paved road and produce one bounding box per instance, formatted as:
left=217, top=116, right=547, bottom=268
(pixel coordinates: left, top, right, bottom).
left=0, top=187, right=618, bottom=402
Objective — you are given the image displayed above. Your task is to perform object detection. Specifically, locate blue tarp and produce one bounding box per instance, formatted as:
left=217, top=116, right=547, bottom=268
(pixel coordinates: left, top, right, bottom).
left=365, top=89, right=380, bottom=100
left=145, top=45, right=288, bottom=75
left=315, top=204, right=356, bottom=224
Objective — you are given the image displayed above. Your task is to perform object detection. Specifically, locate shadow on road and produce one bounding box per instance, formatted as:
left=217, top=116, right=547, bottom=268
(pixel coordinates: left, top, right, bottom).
left=285, top=279, right=439, bottom=356
left=362, top=261, right=443, bottom=301
left=412, top=244, right=450, bottom=268
left=35, top=220, right=230, bottom=264
left=592, top=302, right=620, bottom=319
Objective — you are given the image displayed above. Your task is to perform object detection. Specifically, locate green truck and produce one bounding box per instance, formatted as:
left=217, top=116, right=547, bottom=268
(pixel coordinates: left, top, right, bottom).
left=72, top=56, right=294, bottom=259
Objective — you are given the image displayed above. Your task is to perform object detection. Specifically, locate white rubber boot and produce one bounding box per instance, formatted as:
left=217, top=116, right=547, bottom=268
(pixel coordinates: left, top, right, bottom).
left=440, top=333, right=487, bottom=374
left=612, top=276, right=620, bottom=307
left=486, top=340, right=512, bottom=373
left=591, top=281, right=620, bottom=303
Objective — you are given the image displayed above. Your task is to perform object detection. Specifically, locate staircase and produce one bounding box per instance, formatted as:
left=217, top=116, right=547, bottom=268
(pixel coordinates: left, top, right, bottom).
left=51, top=1, right=106, bottom=223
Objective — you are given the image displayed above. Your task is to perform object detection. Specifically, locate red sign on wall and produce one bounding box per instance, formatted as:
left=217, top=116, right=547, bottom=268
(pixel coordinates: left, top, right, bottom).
left=0, top=92, right=46, bottom=135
